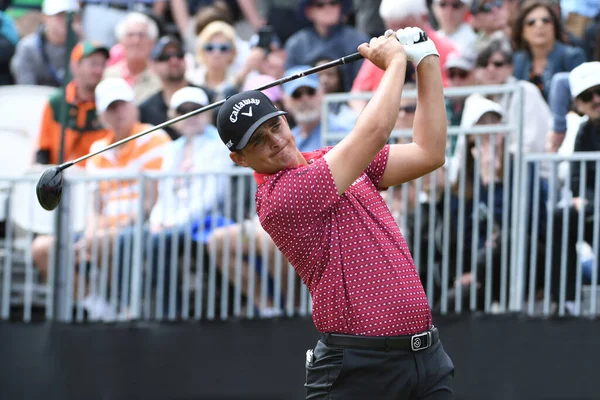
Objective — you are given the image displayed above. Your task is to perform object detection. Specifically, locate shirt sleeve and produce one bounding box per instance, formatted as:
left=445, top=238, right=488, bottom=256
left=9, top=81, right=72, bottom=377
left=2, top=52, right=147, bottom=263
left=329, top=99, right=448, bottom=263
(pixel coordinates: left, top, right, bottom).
left=10, top=38, right=38, bottom=85
left=37, top=102, right=58, bottom=163
left=365, top=145, right=390, bottom=189
left=137, top=130, right=171, bottom=170
left=548, top=72, right=572, bottom=133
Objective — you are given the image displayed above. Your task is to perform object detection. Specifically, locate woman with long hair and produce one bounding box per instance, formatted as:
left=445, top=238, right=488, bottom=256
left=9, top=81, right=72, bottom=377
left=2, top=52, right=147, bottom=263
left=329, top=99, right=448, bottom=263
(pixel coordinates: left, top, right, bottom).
left=511, top=1, right=586, bottom=101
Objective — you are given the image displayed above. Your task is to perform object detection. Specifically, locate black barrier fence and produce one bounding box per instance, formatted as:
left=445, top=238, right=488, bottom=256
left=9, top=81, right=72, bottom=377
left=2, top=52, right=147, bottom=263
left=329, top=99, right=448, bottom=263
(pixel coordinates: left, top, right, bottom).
left=1, top=315, right=599, bottom=400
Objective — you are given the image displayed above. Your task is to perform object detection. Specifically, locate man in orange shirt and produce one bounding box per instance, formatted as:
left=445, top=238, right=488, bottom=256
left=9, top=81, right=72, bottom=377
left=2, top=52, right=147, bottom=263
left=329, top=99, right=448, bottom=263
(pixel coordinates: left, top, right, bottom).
left=36, top=41, right=111, bottom=166
left=33, top=78, right=171, bottom=320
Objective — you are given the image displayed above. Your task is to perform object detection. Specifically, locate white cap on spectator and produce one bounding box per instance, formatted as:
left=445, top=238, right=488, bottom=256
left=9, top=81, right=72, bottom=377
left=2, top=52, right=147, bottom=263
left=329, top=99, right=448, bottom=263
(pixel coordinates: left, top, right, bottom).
left=42, top=0, right=79, bottom=15
left=445, top=51, right=476, bottom=71
left=170, top=87, right=210, bottom=110
left=569, top=62, right=600, bottom=99
left=461, top=94, right=504, bottom=129
left=95, top=78, right=135, bottom=113
left=379, top=0, right=427, bottom=20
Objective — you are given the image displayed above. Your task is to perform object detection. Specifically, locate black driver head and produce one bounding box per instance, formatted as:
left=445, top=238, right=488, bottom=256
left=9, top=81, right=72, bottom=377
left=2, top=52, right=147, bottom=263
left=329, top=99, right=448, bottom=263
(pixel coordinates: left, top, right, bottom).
left=36, top=166, right=64, bottom=211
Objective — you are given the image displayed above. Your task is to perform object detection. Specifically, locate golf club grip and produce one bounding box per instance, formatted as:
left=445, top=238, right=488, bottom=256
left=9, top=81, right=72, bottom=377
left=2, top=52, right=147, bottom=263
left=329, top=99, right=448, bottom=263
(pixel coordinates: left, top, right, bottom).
left=341, top=30, right=429, bottom=65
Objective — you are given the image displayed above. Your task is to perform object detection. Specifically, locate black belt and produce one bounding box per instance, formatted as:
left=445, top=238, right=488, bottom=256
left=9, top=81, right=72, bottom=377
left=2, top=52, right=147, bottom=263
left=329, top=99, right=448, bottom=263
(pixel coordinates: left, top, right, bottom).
left=321, top=326, right=439, bottom=352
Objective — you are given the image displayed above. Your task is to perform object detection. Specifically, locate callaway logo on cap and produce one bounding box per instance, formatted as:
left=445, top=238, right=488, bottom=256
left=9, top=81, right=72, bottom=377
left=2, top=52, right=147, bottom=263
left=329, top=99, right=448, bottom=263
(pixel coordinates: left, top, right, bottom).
left=217, top=90, right=287, bottom=151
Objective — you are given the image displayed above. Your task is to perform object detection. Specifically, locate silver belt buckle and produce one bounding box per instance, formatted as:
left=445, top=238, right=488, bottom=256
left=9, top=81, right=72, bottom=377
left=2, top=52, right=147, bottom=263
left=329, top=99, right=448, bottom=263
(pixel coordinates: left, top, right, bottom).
left=410, top=331, right=431, bottom=351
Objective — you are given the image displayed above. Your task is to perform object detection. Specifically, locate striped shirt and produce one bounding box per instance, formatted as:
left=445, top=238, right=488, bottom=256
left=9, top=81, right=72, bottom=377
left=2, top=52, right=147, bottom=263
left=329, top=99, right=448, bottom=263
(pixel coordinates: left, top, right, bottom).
left=86, top=122, right=170, bottom=229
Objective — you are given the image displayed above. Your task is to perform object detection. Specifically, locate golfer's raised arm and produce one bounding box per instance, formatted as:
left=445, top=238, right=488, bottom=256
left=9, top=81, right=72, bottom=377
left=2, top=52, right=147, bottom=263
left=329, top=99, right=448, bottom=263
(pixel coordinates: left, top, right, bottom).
left=379, top=54, right=447, bottom=188
left=324, top=32, right=408, bottom=195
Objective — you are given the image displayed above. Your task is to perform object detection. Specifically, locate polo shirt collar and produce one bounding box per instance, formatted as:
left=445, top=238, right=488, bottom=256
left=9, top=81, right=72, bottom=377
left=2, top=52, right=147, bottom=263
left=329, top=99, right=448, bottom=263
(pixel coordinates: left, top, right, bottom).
left=253, top=148, right=326, bottom=185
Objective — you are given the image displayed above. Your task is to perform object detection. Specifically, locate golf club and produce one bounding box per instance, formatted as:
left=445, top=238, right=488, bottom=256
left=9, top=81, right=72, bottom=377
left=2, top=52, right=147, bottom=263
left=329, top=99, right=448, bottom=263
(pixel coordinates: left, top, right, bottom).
left=36, top=31, right=428, bottom=211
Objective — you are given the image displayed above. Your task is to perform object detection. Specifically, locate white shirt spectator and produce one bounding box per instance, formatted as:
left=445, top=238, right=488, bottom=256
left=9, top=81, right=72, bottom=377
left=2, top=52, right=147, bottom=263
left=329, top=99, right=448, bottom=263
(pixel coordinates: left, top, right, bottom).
left=149, top=125, right=233, bottom=228
left=437, top=23, right=477, bottom=54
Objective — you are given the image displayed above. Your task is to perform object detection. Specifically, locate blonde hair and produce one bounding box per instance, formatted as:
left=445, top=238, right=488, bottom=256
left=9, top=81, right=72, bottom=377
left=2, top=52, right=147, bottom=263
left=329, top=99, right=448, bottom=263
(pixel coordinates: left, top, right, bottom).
left=195, top=21, right=237, bottom=64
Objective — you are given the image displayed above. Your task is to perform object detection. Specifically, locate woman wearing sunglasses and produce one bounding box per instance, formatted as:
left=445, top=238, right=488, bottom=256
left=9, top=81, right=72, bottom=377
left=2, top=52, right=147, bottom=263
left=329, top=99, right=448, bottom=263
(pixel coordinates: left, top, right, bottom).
left=187, top=21, right=240, bottom=101
left=512, top=1, right=586, bottom=101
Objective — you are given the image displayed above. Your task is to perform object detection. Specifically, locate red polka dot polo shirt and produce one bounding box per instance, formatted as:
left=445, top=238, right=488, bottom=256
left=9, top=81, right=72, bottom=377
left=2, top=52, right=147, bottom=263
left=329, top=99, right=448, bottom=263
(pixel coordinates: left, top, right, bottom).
left=254, top=145, right=431, bottom=336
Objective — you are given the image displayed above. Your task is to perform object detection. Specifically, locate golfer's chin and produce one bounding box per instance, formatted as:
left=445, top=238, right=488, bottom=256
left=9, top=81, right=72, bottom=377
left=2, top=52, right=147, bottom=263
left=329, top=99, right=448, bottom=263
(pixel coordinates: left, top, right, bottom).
left=269, top=145, right=301, bottom=171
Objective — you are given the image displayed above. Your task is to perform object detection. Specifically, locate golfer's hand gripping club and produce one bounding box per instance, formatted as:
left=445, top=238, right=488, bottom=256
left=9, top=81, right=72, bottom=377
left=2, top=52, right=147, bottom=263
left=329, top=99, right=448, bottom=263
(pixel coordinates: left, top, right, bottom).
left=394, top=27, right=439, bottom=66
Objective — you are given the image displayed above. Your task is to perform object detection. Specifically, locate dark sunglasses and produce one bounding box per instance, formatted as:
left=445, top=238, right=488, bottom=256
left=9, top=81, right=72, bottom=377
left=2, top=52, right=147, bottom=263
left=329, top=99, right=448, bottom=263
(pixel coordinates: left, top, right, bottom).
left=438, top=1, right=463, bottom=9
left=577, top=87, right=600, bottom=103
left=312, top=0, right=341, bottom=8
left=156, top=51, right=185, bottom=62
left=525, top=16, right=552, bottom=27
left=203, top=43, right=233, bottom=53
left=176, top=104, right=203, bottom=115
left=291, top=86, right=317, bottom=99
left=399, top=105, right=417, bottom=114
left=474, top=0, right=502, bottom=14
left=448, top=68, right=470, bottom=79
left=477, top=59, right=506, bottom=69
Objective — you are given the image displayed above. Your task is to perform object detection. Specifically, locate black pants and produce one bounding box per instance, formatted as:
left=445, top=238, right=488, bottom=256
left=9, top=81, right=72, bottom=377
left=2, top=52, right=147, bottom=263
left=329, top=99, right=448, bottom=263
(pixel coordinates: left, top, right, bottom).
left=305, top=332, right=454, bottom=399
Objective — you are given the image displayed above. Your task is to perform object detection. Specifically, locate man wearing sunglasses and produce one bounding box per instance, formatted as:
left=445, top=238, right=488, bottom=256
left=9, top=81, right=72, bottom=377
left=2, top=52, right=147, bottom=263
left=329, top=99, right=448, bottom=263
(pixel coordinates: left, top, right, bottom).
left=548, top=61, right=600, bottom=311
left=281, top=64, right=355, bottom=153
left=285, top=0, right=368, bottom=92
left=140, top=35, right=215, bottom=140
left=432, top=0, right=477, bottom=53
left=469, top=0, right=508, bottom=43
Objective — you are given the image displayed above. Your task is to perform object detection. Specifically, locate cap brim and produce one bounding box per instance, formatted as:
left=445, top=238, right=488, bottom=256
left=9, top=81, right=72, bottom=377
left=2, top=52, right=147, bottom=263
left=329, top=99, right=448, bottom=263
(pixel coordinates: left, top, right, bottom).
left=572, top=81, right=600, bottom=99
left=98, top=94, right=135, bottom=113
left=445, top=60, right=472, bottom=71
left=236, top=110, right=287, bottom=150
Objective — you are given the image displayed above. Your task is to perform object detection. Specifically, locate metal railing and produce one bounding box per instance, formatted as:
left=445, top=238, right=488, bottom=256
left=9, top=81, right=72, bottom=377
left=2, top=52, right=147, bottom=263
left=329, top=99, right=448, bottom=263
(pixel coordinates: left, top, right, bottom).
left=516, top=152, right=600, bottom=317
left=1, top=84, right=598, bottom=322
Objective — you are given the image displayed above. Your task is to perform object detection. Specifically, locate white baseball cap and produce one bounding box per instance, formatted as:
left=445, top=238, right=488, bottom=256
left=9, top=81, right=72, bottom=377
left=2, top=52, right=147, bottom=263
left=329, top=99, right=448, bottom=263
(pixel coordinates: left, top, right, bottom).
left=461, top=94, right=504, bottom=129
left=170, top=87, right=210, bottom=110
left=42, top=0, right=80, bottom=16
left=95, top=78, right=135, bottom=113
left=569, top=62, right=600, bottom=99
left=444, top=51, right=476, bottom=71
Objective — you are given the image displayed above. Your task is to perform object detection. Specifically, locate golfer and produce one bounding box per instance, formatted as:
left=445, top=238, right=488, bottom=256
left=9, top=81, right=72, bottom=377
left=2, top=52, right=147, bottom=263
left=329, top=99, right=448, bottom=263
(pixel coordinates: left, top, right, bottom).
left=217, top=28, right=454, bottom=399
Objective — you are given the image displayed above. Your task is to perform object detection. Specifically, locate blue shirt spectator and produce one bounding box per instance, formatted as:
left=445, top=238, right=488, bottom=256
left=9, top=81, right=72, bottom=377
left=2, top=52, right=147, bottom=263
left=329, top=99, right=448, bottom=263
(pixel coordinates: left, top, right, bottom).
left=512, top=2, right=586, bottom=101
left=282, top=65, right=355, bottom=152
left=149, top=87, right=233, bottom=231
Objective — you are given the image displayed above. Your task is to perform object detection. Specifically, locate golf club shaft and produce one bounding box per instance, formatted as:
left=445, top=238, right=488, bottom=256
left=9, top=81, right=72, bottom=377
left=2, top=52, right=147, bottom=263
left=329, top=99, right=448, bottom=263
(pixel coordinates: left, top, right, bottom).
left=58, top=52, right=365, bottom=171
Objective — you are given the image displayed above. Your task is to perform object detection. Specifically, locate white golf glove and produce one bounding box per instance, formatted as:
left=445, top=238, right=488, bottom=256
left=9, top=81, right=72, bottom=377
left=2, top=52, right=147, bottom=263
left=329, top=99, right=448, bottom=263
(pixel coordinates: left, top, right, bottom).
left=395, top=27, right=439, bottom=67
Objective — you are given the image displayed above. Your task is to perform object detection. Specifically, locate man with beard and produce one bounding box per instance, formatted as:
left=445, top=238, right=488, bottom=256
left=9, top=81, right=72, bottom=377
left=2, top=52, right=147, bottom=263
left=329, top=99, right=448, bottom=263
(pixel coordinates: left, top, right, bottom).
left=282, top=64, right=355, bottom=152
left=139, top=35, right=214, bottom=140
left=36, top=41, right=111, bottom=166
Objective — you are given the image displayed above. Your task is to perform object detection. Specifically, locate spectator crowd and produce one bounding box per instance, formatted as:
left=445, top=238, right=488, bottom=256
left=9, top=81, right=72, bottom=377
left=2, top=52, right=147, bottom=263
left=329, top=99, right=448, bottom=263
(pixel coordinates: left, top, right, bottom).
left=1, top=0, right=599, bottom=319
